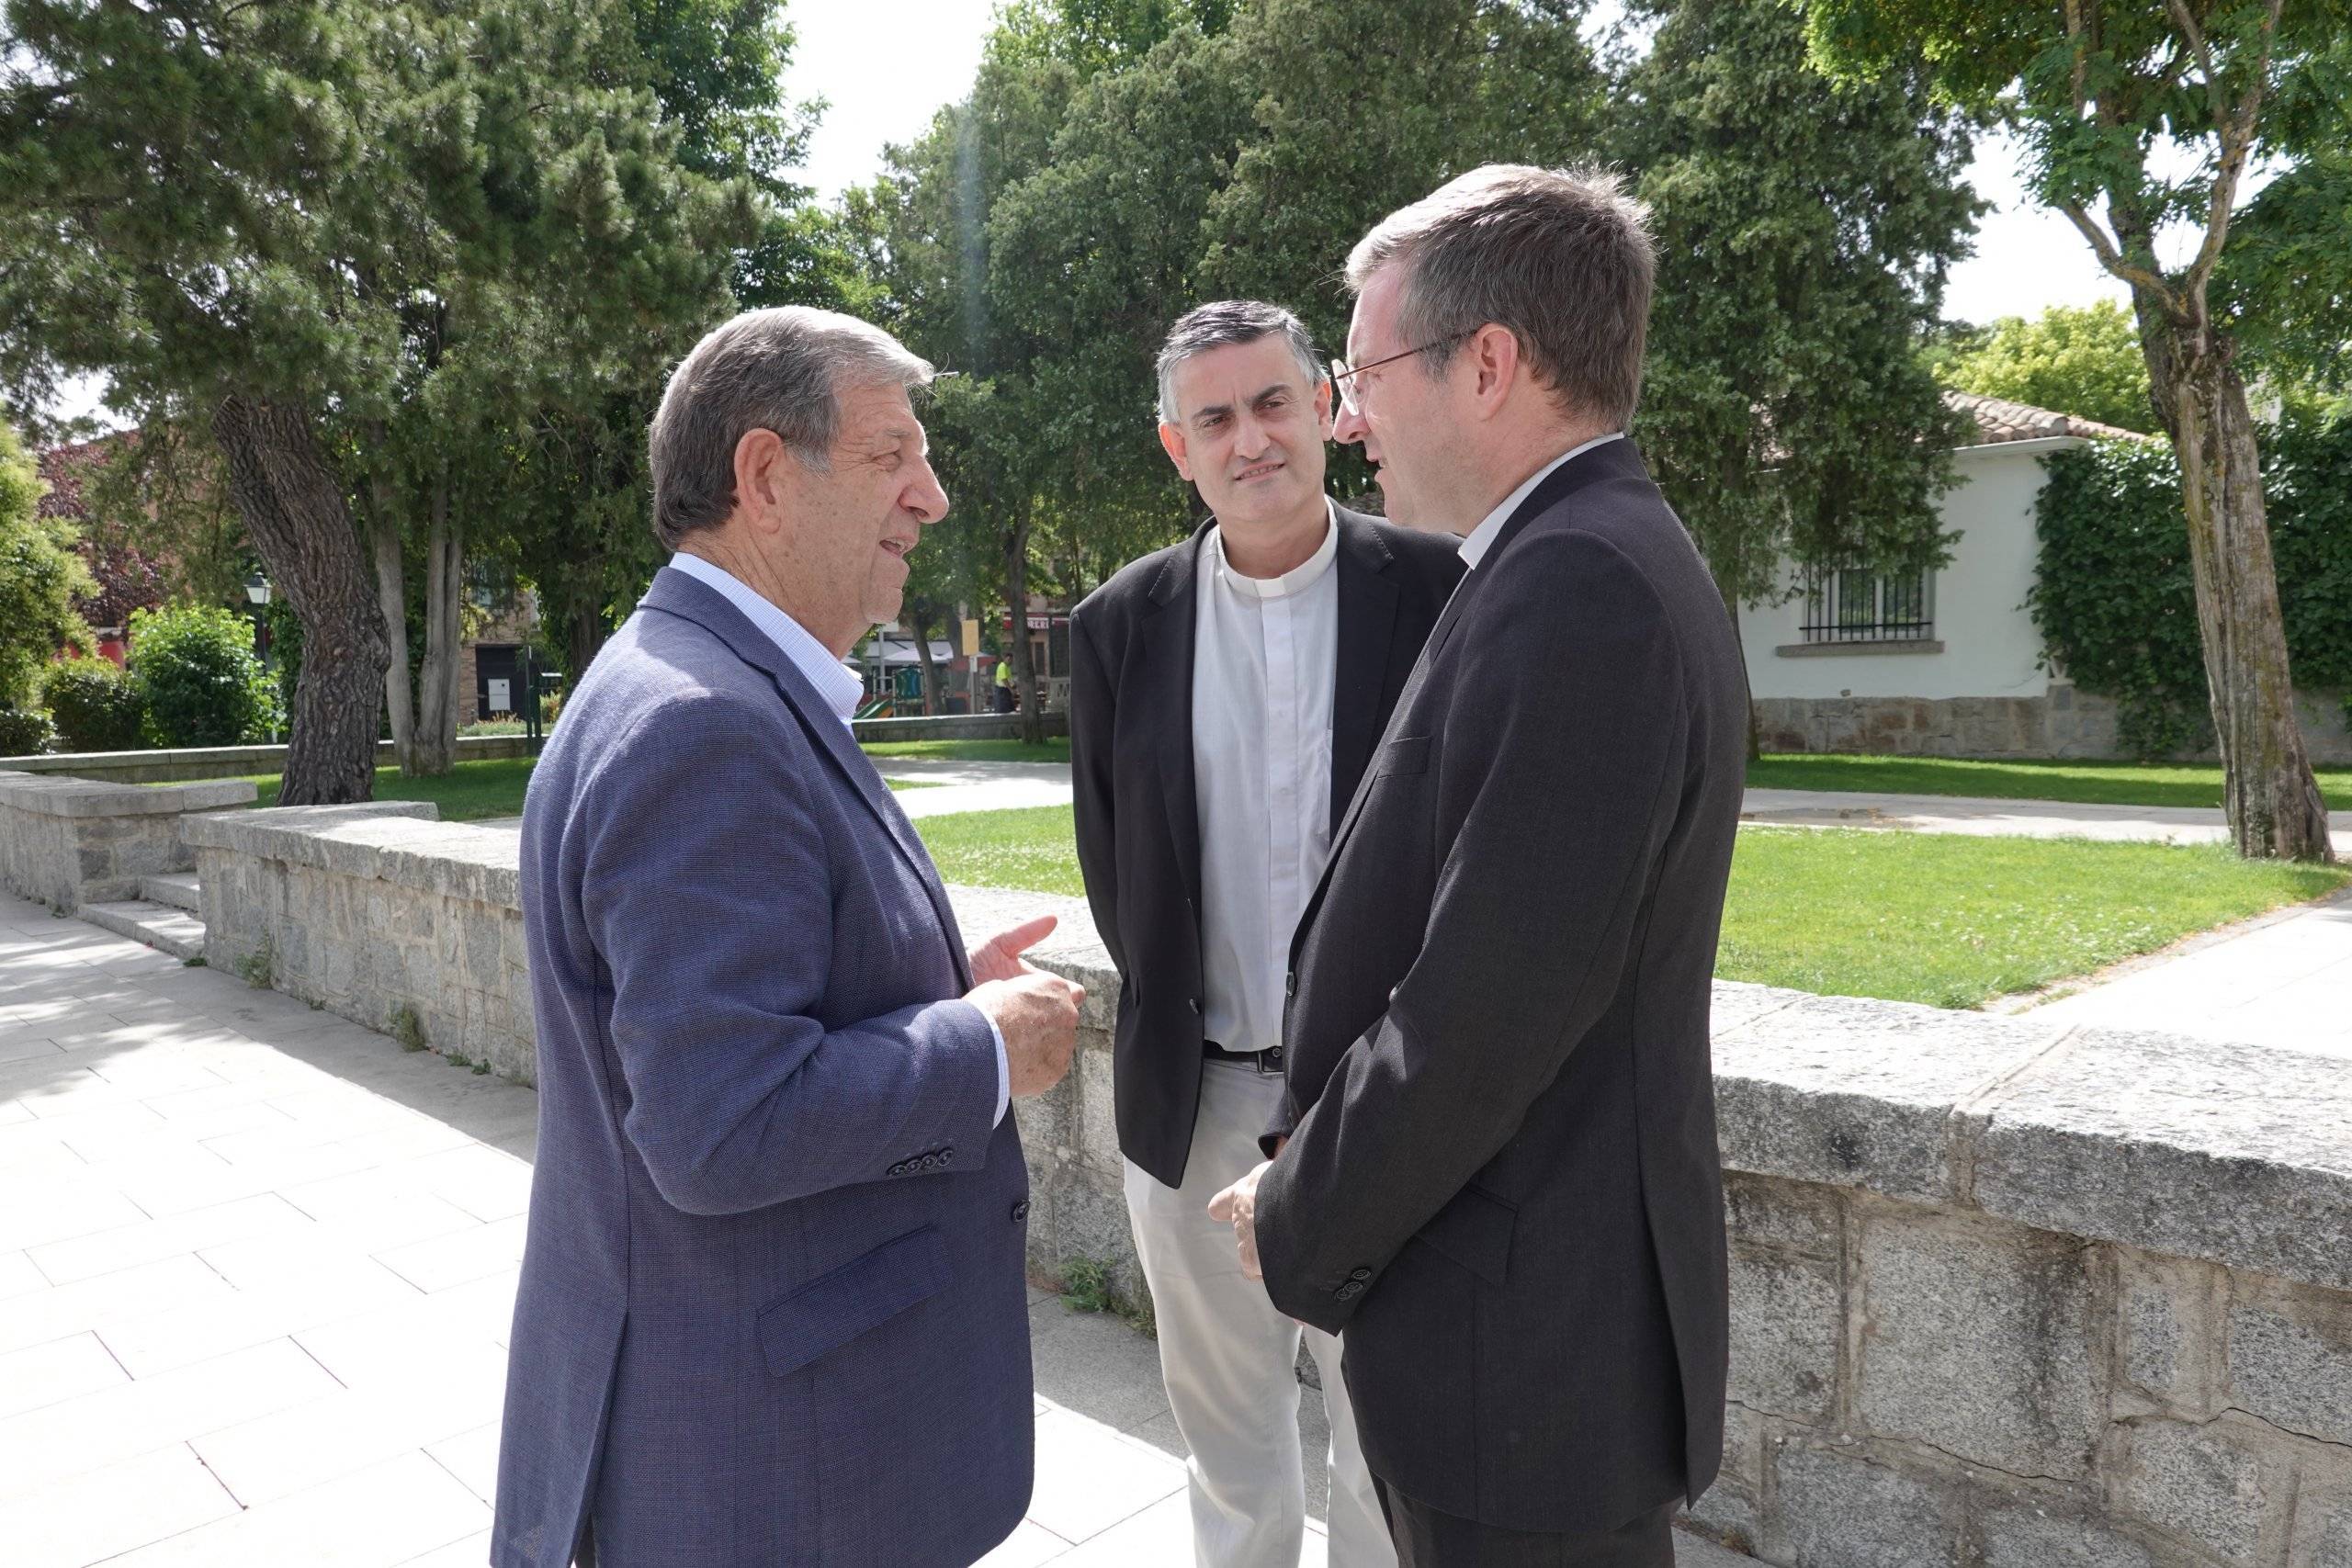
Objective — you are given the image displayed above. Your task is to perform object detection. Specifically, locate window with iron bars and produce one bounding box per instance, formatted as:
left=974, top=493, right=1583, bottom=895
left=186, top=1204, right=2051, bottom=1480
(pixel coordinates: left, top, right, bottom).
left=1800, top=568, right=1934, bottom=644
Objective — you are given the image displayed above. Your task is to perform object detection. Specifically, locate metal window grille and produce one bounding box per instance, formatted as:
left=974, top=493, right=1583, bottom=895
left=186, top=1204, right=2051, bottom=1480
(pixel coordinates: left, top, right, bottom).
left=1801, top=569, right=1933, bottom=644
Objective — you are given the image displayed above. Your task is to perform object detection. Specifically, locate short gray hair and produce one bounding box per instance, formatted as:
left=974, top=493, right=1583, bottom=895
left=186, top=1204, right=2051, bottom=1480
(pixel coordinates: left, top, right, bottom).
left=649, top=306, right=934, bottom=549
left=1346, top=164, right=1656, bottom=428
left=1155, top=299, right=1320, bottom=424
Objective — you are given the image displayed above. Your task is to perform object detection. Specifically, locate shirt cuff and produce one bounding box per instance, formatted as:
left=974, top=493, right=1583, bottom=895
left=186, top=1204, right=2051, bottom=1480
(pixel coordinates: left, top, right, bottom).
left=987, top=1011, right=1011, bottom=1126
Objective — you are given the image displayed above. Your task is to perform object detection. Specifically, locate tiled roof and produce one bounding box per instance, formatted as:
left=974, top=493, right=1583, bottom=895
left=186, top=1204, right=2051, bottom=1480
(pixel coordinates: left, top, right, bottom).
left=1944, top=389, right=2148, bottom=445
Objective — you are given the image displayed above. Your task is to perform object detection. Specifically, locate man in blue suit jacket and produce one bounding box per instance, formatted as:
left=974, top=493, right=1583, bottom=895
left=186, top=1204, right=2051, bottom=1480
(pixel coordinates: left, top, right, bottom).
left=493, top=306, right=1086, bottom=1568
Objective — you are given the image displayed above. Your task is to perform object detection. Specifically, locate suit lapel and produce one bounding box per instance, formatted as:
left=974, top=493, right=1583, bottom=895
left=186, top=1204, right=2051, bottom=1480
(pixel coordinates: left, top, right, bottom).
left=1140, top=529, right=1208, bottom=913
left=1329, top=509, right=1400, bottom=833
left=639, top=569, right=974, bottom=989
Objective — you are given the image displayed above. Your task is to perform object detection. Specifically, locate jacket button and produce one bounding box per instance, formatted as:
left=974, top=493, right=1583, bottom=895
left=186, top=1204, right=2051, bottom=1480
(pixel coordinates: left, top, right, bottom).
left=1187, top=997, right=1201, bottom=1015
left=1350, top=1268, right=1372, bottom=1280
left=888, top=1162, right=904, bottom=1177
left=1284, top=973, right=1296, bottom=998
left=1011, top=1199, right=1031, bottom=1224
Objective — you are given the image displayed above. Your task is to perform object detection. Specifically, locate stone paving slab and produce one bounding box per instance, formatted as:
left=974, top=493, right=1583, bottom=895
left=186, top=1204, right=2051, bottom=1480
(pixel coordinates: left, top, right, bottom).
left=0, top=886, right=1751, bottom=1565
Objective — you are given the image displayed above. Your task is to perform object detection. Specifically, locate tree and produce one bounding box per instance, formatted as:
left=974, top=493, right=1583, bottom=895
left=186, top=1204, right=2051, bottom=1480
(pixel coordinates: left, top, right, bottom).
left=1808, top=1, right=2338, bottom=860
left=0, top=420, right=96, bottom=711
left=1, top=0, right=746, bottom=796
left=1937, top=300, right=2158, bottom=433
left=1610, top=0, right=1982, bottom=757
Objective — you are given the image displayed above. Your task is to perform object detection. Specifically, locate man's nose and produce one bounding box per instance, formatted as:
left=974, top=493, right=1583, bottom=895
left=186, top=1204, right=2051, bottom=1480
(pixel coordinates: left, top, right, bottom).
left=1231, top=412, right=1272, bottom=459
left=906, top=455, right=950, bottom=525
left=1332, top=401, right=1369, bottom=447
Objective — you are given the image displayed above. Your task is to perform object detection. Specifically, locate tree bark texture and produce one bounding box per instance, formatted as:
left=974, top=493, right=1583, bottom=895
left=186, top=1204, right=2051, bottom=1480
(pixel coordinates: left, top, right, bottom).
left=2141, top=321, right=2333, bottom=862
left=411, top=468, right=462, bottom=775
left=1004, top=510, right=1043, bottom=746
left=210, top=396, right=387, bottom=805
left=368, top=477, right=414, bottom=772
left=907, top=602, right=943, bottom=716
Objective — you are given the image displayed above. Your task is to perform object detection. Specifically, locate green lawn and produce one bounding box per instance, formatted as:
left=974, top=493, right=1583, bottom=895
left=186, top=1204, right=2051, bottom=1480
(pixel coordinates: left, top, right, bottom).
left=859, top=738, right=1072, bottom=765
left=1748, top=752, right=2352, bottom=812
left=228, top=755, right=936, bottom=818
left=915, top=805, right=2348, bottom=1010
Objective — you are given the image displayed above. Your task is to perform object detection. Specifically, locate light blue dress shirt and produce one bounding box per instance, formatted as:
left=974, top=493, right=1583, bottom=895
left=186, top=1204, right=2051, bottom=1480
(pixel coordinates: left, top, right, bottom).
left=666, top=552, right=1012, bottom=1125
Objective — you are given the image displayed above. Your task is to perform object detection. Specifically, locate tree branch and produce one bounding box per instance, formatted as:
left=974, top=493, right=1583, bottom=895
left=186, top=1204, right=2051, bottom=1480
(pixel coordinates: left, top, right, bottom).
left=2183, top=0, right=2283, bottom=310
left=2160, top=0, right=2214, bottom=87
left=2060, top=199, right=2182, bottom=316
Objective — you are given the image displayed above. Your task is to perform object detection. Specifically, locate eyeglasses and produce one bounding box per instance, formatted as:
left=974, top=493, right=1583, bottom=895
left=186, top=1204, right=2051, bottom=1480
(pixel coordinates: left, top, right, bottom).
left=1329, top=330, right=1475, bottom=414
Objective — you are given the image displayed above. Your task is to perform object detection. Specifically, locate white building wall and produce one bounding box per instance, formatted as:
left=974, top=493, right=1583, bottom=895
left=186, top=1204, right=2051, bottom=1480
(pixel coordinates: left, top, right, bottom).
left=1739, top=438, right=2085, bottom=701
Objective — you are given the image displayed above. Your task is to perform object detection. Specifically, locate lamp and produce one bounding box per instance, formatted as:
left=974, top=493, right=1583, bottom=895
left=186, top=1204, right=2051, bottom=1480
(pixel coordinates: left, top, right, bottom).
left=243, top=571, right=272, bottom=607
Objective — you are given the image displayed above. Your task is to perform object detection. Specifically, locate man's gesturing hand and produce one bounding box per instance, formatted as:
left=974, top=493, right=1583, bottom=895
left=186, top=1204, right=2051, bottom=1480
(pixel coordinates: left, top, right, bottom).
left=1207, top=1159, right=1274, bottom=1281
left=966, top=917, right=1084, bottom=1099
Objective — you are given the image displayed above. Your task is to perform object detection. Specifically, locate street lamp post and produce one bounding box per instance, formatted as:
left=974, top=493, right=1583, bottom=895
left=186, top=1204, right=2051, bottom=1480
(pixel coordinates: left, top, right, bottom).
left=243, top=572, right=277, bottom=741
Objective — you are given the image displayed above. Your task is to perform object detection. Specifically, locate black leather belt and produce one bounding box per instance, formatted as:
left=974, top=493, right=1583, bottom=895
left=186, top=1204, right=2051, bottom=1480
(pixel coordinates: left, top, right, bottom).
left=1204, top=1042, right=1283, bottom=1073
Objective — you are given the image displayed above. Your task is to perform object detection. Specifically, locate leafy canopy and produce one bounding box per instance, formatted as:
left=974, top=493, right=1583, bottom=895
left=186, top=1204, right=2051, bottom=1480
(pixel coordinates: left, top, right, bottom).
left=1937, top=301, right=2157, bottom=434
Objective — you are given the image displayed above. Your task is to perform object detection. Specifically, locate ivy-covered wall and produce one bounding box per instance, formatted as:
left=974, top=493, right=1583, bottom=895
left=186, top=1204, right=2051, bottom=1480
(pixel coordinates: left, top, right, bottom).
left=2030, top=410, right=2352, bottom=759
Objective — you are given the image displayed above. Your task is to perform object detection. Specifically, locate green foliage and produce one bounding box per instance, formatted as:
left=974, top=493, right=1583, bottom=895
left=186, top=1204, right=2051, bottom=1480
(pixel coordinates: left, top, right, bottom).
left=2032, top=412, right=2352, bottom=759
left=234, top=937, right=276, bottom=990
left=1937, top=301, right=2156, bottom=434
left=128, top=604, right=279, bottom=747
left=0, top=706, right=55, bottom=754
left=1612, top=0, right=1979, bottom=609
left=391, top=1004, right=428, bottom=1052
left=0, top=422, right=98, bottom=710
left=40, top=658, right=145, bottom=752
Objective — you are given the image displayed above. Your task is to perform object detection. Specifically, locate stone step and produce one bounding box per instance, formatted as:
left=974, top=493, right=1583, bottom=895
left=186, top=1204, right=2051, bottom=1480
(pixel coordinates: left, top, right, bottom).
left=140, top=872, right=201, bottom=914
left=78, top=899, right=207, bottom=963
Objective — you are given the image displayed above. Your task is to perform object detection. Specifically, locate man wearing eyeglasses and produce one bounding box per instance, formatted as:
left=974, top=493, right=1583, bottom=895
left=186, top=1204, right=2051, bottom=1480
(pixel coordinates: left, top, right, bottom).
left=1068, top=299, right=1463, bottom=1566
left=1208, top=167, right=1747, bottom=1566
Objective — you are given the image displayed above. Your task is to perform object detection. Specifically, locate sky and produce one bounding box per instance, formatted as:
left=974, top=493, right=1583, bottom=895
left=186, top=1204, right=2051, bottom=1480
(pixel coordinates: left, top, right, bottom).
left=43, top=1, right=2132, bottom=428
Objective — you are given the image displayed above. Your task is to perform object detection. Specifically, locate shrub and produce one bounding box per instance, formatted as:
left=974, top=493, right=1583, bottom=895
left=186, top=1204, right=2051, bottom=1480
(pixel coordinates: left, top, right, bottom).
left=128, top=604, right=280, bottom=747
left=40, top=658, right=145, bottom=752
left=2030, top=410, right=2352, bottom=759
left=0, top=706, right=56, bottom=755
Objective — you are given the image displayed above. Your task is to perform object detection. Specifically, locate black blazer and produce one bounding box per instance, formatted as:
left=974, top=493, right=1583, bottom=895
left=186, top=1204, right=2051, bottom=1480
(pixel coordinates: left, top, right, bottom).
left=1068, top=505, right=1465, bottom=1190
left=1255, top=439, right=1747, bottom=1534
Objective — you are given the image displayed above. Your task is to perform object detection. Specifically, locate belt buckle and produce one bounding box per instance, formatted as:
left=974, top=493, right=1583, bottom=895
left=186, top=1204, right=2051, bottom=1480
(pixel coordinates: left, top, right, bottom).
left=1256, top=1045, right=1283, bottom=1076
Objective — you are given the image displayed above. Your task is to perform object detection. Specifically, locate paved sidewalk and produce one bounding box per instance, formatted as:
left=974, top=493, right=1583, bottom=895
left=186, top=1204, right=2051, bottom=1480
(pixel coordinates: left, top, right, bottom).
left=1742, top=786, right=2352, bottom=853
left=873, top=759, right=1077, bottom=821
left=0, top=888, right=1747, bottom=1565
left=2022, top=887, right=2352, bottom=1060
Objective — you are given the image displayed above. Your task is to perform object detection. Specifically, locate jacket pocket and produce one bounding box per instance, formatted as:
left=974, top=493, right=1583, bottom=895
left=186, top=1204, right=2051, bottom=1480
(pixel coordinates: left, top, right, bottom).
left=1411, top=1183, right=1516, bottom=1286
left=1376, top=734, right=1431, bottom=778
left=758, top=1225, right=951, bottom=1377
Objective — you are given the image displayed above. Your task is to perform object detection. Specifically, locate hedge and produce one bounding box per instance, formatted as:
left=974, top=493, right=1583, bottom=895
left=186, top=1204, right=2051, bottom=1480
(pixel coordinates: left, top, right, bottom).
left=40, top=658, right=146, bottom=752
left=2030, top=408, right=2352, bottom=759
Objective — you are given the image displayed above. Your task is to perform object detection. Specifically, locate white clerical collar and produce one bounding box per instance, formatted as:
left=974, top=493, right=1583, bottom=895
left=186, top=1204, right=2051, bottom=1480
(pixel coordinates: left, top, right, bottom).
left=1205, top=497, right=1340, bottom=600
left=1456, top=432, right=1625, bottom=570
left=666, top=551, right=864, bottom=725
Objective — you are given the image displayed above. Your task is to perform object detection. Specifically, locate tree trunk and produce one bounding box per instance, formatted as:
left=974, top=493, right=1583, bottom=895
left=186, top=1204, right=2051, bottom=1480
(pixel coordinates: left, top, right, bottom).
left=411, top=467, right=462, bottom=775
left=1004, top=510, right=1043, bottom=746
left=368, top=472, right=415, bottom=773
left=566, top=592, right=607, bottom=680
left=908, top=602, right=942, bottom=716
left=2141, top=321, right=2333, bottom=862
left=210, top=396, right=386, bottom=805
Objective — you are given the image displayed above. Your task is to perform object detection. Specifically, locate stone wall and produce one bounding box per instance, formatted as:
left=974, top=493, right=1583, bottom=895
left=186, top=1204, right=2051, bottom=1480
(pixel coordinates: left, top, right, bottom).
left=184, top=804, right=536, bottom=1083
left=178, top=816, right=2352, bottom=1565
left=0, top=771, right=256, bottom=911
left=0, top=734, right=536, bottom=784
left=1757, top=684, right=2351, bottom=764
left=851, top=712, right=1071, bottom=744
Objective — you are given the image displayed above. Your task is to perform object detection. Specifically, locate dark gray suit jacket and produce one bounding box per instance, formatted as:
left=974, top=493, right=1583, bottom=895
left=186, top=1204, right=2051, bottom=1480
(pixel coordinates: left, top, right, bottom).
left=1257, top=439, right=1745, bottom=1533
left=492, top=568, right=1034, bottom=1568
left=1067, top=507, right=1464, bottom=1188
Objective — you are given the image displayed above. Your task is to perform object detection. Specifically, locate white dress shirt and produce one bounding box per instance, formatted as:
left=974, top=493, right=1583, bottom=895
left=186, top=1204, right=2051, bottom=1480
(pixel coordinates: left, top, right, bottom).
left=1456, top=431, right=1625, bottom=570
left=666, top=552, right=1010, bottom=1124
left=1191, top=504, right=1342, bottom=1054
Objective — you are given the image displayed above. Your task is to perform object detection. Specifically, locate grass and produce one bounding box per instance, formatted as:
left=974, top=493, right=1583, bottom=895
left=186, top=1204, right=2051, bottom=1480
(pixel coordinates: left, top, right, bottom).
left=1747, top=752, right=2352, bottom=812
left=915, top=805, right=2349, bottom=1010
left=859, top=738, right=1071, bottom=765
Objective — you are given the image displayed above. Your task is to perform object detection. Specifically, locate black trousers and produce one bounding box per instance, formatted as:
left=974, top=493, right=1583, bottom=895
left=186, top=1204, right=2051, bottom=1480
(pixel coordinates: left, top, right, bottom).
left=1373, top=1479, right=1679, bottom=1568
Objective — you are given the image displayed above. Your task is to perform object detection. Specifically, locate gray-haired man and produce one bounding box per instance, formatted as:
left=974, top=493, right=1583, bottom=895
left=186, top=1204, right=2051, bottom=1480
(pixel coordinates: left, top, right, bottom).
left=1069, top=301, right=1464, bottom=1565
left=494, top=305, right=1082, bottom=1567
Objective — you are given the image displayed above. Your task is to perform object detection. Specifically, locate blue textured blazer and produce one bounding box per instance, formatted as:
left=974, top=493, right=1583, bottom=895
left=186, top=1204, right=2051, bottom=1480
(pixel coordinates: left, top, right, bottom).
left=492, top=567, right=1034, bottom=1568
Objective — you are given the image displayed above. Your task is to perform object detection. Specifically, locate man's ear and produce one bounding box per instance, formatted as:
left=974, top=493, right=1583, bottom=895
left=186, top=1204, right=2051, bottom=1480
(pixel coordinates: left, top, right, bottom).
left=1313, top=373, right=1335, bottom=440
left=1158, top=420, right=1193, bottom=482
left=732, top=428, right=790, bottom=525
left=1468, top=324, right=1522, bottom=420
